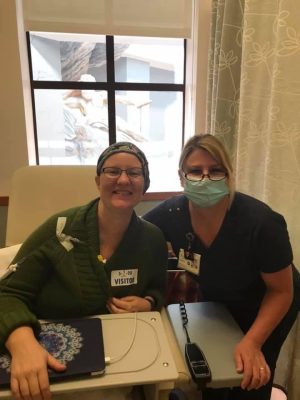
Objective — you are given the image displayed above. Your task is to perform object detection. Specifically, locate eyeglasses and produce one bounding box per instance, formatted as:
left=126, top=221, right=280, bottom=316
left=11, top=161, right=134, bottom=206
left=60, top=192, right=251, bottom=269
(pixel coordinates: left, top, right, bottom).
left=183, top=168, right=227, bottom=182
left=101, top=167, right=144, bottom=179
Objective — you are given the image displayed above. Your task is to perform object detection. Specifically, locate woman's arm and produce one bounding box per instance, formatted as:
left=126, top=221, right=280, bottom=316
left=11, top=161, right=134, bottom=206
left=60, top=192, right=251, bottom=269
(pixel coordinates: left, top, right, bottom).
left=245, top=265, right=293, bottom=346
left=11, top=215, right=57, bottom=265
left=234, top=265, right=293, bottom=390
left=141, top=225, right=168, bottom=310
left=6, top=326, right=65, bottom=399
left=0, top=249, right=53, bottom=347
left=0, top=215, right=60, bottom=347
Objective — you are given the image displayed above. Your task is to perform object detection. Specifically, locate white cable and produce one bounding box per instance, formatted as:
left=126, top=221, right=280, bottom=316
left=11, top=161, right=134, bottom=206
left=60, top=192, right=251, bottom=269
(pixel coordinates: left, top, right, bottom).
left=105, top=312, right=138, bottom=364
left=104, top=315, right=161, bottom=375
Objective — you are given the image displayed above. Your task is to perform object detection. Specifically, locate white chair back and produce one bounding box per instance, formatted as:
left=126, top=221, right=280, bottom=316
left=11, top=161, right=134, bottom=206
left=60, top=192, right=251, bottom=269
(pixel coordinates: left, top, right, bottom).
left=6, top=166, right=98, bottom=246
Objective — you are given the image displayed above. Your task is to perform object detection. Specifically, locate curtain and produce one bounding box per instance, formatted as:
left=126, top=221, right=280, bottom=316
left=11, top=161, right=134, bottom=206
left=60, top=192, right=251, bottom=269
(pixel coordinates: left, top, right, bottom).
left=207, top=1, right=300, bottom=398
left=22, top=0, right=193, bottom=38
left=206, top=0, right=244, bottom=154
left=207, top=0, right=300, bottom=267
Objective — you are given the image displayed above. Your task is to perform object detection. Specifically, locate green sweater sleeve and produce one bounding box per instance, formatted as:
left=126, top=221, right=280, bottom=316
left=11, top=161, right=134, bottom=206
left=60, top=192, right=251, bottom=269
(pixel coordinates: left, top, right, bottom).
left=11, top=210, right=71, bottom=264
left=0, top=237, right=55, bottom=349
left=140, top=220, right=168, bottom=310
left=0, top=210, right=74, bottom=348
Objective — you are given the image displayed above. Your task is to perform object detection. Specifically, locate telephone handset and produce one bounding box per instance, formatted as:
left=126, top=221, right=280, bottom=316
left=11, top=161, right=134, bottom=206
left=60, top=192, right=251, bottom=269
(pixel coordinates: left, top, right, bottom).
left=179, top=301, right=211, bottom=387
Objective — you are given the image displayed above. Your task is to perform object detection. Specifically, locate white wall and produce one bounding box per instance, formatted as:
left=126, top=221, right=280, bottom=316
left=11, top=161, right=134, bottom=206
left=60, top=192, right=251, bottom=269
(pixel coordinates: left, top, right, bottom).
left=0, top=0, right=34, bottom=196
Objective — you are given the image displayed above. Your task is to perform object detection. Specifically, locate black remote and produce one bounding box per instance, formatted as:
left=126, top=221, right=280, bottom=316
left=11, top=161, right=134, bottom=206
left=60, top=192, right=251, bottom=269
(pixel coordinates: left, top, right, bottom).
left=185, top=342, right=211, bottom=386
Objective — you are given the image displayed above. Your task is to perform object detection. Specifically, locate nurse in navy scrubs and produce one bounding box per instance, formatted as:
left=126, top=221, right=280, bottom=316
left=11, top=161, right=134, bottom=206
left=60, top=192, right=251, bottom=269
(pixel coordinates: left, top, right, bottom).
left=143, top=133, right=300, bottom=400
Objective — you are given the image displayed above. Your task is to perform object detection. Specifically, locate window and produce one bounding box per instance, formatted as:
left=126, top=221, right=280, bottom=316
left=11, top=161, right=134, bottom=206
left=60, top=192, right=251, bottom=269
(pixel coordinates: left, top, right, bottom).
left=28, top=32, right=185, bottom=192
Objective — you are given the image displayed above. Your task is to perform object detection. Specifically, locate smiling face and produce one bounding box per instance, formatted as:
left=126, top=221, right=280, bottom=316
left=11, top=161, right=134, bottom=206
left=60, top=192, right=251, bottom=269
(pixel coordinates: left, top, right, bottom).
left=95, top=152, right=145, bottom=212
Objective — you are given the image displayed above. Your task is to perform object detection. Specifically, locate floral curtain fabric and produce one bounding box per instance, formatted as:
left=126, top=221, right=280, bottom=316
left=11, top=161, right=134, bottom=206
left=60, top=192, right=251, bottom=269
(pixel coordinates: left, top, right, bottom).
left=207, top=1, right=300, bottom=398
left=207, top=0, right=300, bottom=268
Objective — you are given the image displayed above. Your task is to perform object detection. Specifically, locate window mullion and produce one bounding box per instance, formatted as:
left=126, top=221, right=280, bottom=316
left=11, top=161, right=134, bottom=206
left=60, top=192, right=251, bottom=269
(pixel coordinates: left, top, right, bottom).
left=26, top=32, right=40, bottom=164
left=182, top=38, right=187, bottom=148
left=106, top=35, right=116, bottom=144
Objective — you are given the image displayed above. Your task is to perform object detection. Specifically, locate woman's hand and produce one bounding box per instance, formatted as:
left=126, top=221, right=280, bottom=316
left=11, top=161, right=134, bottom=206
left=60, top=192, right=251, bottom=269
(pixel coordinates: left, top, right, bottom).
left=107, top=296, right=152, bottom=313
left=233, top=265, right=292, bottom=391
left=234, top=336, right=271, bottom=391
left=6, top=326, right=66, bottom=399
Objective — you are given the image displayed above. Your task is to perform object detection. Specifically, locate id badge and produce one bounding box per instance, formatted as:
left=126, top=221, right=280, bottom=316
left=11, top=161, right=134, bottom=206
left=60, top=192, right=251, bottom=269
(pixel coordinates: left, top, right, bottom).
left=111, top=269, right=138, bottom=286
left=178, top=248, right=201, bottom=275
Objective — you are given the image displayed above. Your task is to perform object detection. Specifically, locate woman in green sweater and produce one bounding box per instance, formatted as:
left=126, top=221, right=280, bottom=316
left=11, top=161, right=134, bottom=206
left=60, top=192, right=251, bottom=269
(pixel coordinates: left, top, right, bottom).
left=0, top=142, right=168, bottom=400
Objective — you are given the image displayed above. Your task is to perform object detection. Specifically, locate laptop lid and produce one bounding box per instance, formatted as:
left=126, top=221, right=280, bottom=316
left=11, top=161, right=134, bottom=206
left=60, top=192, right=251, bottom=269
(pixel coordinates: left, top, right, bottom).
left=0, top=317, right=105, bottom=387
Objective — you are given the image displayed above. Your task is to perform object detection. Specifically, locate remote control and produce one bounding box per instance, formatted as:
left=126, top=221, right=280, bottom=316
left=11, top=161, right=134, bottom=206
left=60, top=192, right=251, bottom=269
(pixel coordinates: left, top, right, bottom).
left=185, top=342, right=211, bottom=386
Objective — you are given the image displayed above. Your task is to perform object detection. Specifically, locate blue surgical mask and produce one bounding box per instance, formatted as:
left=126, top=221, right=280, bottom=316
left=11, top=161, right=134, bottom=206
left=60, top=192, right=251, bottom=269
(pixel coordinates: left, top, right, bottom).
left=183, top=178, right=229, bottom=208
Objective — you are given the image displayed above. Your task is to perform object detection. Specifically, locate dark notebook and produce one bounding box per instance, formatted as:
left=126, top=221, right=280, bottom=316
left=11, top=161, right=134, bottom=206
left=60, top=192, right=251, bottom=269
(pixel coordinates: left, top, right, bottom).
left=0, top=317, right=105, bottom=388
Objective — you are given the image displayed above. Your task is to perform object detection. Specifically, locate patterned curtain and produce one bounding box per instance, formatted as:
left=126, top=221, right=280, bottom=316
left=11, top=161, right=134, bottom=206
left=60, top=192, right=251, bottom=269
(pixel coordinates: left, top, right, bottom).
left=207, top=2, right=300, bottom=398
left=207, top=0, right=300, bottom=268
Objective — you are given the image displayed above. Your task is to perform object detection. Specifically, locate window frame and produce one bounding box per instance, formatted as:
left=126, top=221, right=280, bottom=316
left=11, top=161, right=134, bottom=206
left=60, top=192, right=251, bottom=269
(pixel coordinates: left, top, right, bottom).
left=26, top=33, right=186, bottom=198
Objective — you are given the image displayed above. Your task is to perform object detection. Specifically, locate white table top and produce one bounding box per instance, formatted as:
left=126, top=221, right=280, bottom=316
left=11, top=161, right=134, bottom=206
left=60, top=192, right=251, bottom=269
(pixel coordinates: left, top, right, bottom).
left=0, top=312, right=178, bottom=398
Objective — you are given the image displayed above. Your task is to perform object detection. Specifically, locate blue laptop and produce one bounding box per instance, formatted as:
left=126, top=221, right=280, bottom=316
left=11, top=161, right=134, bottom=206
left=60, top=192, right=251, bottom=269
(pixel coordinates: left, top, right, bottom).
left=0, top=317, right=105, bottom=387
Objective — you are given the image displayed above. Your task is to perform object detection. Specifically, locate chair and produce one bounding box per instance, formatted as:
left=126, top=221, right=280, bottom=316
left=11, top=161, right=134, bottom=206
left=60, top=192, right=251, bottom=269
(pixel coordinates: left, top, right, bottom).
left=5, top=165, right=98, bottom=246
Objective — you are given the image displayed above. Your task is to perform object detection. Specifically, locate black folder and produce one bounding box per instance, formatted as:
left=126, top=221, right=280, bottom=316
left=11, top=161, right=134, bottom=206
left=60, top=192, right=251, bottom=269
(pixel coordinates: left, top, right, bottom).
left=0, top=317, right=105, bottom=387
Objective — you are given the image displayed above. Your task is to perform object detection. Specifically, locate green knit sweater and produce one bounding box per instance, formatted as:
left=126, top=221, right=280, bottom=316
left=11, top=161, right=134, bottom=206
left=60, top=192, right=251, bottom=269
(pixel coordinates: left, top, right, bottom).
left=0, top=199, right=168, bottom=348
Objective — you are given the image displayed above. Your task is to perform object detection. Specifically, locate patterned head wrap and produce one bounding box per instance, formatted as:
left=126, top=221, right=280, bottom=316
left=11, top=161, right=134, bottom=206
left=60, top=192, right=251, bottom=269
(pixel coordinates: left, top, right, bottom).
left=96, top=142, right=150, bottom=192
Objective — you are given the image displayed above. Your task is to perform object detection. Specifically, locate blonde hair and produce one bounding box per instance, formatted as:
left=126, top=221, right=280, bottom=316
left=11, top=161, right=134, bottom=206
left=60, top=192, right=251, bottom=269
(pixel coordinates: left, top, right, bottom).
left=179, top=134, right=235, bottom=206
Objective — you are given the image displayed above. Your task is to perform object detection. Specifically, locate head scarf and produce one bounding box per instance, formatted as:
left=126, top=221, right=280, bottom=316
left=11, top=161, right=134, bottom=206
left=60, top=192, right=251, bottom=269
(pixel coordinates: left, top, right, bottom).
left=96, top=142, right=150, bottom=192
